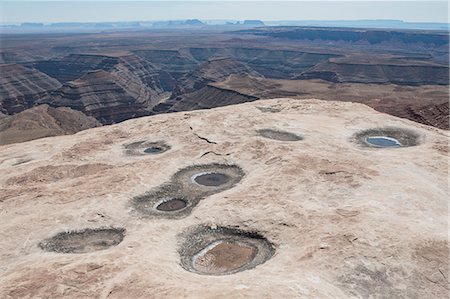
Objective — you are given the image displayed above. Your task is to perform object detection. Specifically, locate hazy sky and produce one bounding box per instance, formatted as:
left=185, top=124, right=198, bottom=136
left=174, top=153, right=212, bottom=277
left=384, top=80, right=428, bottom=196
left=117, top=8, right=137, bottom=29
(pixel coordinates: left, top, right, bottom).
left=0, top=1, right=448, bottom=24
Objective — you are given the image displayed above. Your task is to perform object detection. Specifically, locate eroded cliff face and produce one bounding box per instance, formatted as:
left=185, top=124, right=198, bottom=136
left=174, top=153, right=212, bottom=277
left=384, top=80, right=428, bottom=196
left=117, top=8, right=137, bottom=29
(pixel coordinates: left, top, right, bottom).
left=0, top=64, right=62, bottom=114
left=171, top=57, right=261, bottom=97
left=298, top=59, right=449, bottom=85
left=31, top=54, right=120, bottom=83
left=0, top=99, right=448, bottom=298
left=39, top=54, right=167, bottom=124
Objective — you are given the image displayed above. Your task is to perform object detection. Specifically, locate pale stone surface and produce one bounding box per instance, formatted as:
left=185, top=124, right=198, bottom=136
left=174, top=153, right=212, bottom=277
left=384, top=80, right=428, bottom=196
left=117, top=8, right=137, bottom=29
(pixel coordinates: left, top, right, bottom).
left=0, top=98, right=448, bottom=298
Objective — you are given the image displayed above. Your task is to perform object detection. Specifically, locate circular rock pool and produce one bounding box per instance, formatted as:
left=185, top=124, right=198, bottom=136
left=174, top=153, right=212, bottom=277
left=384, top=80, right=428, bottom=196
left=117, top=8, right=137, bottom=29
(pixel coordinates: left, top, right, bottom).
left=353, top=127, right=421, bottom=148
left=180, top=226, right=275, bottom=275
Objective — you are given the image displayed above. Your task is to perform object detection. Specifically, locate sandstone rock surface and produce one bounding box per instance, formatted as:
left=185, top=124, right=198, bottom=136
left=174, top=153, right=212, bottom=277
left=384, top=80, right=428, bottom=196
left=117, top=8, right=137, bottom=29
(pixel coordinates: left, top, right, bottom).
left=0, top=99, right=448, bottom=298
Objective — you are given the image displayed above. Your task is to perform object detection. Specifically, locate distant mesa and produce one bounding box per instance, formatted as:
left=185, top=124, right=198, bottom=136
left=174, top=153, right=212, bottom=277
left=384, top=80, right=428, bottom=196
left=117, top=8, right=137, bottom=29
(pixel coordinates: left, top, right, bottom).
left=152, top=19, right=205, bottom=28
left=185, top=19, right=204, bottom=26
left=243, top=20, right=265, bottom=26
left=225, top=20, right=265, bottom=26
left=20, top=23, right=44, bottom=28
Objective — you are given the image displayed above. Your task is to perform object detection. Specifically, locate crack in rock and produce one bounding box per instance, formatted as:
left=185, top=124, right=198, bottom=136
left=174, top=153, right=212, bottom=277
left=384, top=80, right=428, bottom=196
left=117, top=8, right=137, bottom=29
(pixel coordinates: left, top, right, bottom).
left=188, top=124, right=217, bottom=144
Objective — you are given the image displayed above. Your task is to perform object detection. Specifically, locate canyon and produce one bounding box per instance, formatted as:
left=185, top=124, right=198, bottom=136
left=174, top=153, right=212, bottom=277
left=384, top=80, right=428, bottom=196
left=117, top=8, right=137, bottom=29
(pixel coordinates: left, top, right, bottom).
left=0, top=26, right=448, bottom=144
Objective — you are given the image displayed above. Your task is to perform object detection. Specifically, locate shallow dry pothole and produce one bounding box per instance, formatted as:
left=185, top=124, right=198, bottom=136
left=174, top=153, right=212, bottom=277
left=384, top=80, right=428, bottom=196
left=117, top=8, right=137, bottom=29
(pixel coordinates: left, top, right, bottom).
left=124, top=140, right=170, bottom=156
left=179, top=226, right=275, bottom=275
left=353, top=127, right=422, bottom=148
left=257, top=129, right=303, bottom=141
left=131, top=164, right=244, bottom=219
left=39, top=228, right=125, bottom=253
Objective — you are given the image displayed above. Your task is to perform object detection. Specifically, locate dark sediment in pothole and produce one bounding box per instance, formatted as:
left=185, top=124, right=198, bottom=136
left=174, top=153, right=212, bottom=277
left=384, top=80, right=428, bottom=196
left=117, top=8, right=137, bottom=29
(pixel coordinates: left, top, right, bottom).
left=257, top=129, right=303, bottom=141
left=353, top=127, right=422, bottom=148
left=179, top=226, right=275, bottom=275
left=131, top=164, right=244, bottom=219
left=124, top=140, right=170, bottom=156
left=192, top=172, right=230, bottom=186
left=156, top=198, right=188, bottom=211
left=38, top=228, right=125, bottom=254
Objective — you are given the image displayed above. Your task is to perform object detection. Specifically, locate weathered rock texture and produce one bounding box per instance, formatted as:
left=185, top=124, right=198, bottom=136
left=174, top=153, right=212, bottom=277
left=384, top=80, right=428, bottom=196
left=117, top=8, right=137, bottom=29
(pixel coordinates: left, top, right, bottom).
left=0, top=99, right=448, bottom=298
left=0, top=64, right=61, bottom=114
left=0, top=104, right=100, bottom=145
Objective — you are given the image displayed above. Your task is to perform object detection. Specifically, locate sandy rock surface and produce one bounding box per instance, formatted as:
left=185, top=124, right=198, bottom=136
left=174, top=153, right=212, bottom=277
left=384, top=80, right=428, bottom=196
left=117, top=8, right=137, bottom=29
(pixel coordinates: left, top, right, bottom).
left=0, top=98, right=448, bottom=298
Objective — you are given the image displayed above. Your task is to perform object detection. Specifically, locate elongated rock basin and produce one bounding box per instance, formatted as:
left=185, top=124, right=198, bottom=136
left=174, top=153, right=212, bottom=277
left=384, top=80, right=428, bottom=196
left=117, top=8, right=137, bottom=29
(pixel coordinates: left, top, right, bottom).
left=39, top=228, right=125, bottom=254
left=124, top=141, right=170, bottom=156
left=257, top=129, right=303, bottom=141
left=131, top=164, right=244, bottom=219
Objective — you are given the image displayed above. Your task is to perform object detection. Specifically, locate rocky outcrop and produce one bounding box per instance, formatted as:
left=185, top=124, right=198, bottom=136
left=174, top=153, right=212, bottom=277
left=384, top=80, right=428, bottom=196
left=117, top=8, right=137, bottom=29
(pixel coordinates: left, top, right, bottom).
left=0, top=99, right=447, bottom=298
left=133, top=49, right=198, bottom=80
left=0, top=64, right=61, bottom=114
left=134, top=47, right=339, bottom=81
left=154, top=85, right=259, bottom=113
left=39, top=54, right=167, bottom=124
left=225, top=48, right=340, bottom=79
left=388, top=102, right=449, bottom=130
left=0, top=104, right=99, bottom=145
left=172, top=57, right=261, bottom=96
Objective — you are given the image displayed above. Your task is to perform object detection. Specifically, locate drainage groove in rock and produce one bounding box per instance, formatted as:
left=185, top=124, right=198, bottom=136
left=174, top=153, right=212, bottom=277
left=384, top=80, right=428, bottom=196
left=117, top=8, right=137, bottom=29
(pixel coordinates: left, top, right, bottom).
left=353, top=127, right=422, bottom=148
left=179, top=226, right=275, bottom=275
left=257, top=129, right=303, bottom=141
left=124, top=141, right=170, bottom=156
left=131, top=164, right=244, bottom=219
left=38, top=228, right=125, bottom=253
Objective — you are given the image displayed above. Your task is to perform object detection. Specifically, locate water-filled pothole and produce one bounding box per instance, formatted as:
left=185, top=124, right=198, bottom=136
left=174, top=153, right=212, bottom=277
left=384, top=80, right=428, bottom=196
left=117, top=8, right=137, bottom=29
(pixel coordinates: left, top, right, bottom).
left=192, top=172, right=230, bottom=187
left=354, top=127, right=421, bottom=148
left=131, top=164, right=244, bottom=219
left=124, top=141, right=170, bottom=156
left=180, top=226, right=275, bottom=275
left=39, top=228, right=125, bottom=254
left=144, top=146, right=164, bottom=154
left=366, top=136, right=401, bottom=148
left=257, top=129, right=303, bottom=141
left=175, top=164, right=244, bottom=193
